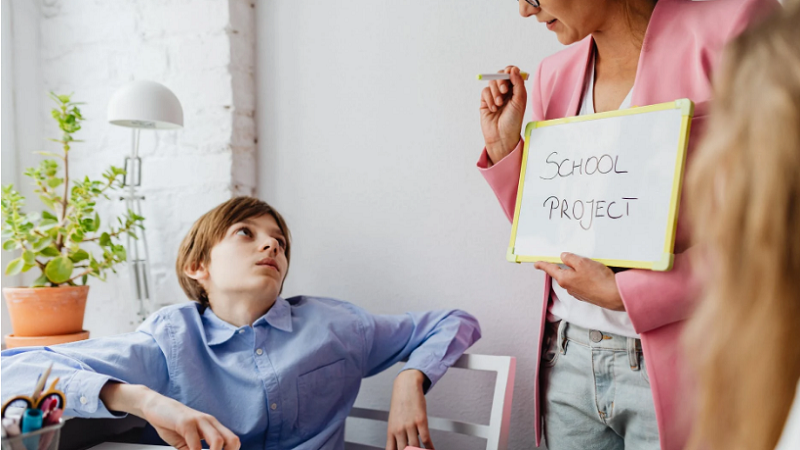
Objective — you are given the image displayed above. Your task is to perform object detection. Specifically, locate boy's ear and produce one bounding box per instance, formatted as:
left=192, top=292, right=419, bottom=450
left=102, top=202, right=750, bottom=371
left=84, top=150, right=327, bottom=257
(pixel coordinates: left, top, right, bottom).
left=184, top=261, right=209, bottom=282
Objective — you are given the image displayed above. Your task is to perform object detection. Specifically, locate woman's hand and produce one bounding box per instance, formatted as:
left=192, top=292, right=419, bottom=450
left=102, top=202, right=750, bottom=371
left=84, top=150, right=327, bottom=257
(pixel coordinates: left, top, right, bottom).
left=534, top=252, right=625, bottom=311
left=480, top=66, right=528, bottom=166
left=100, top=383, right=240, bottom=450
left=386, top=370, right=434, bottom=450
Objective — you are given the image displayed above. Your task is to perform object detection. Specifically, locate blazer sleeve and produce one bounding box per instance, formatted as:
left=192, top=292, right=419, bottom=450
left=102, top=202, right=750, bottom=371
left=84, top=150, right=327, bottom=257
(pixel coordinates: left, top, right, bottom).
left=476, top=63, right=546, bottom=223
left=616, top=247, right=703, bottom=333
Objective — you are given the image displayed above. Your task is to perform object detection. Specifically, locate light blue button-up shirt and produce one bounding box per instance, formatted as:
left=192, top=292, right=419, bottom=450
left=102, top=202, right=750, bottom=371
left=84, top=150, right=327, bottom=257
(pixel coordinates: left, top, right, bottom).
left=1, top=296, right=481, bottom=449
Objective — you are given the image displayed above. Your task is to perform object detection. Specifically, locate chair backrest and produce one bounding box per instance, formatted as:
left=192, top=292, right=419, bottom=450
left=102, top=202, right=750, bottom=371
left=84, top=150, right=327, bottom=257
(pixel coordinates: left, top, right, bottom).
left=345, top=353, right=516, bottom=450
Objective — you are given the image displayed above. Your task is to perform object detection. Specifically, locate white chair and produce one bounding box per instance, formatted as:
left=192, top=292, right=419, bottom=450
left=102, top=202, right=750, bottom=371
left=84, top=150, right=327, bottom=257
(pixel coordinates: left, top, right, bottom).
left=345, top=353, right=516, bottom=450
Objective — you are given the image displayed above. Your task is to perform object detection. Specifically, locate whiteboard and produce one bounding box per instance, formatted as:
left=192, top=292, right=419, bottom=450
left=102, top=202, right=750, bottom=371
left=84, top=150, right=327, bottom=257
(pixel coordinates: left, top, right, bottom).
left=507, top=99, right=693, bottom=271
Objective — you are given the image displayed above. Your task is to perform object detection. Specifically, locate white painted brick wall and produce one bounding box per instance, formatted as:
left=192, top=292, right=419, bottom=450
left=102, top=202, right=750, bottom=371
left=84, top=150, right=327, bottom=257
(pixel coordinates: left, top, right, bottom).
left=7, top=0, right=257, bottom=337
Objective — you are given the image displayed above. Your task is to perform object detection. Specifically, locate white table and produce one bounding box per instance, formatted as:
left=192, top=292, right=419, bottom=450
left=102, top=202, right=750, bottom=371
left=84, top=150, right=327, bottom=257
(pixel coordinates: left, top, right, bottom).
left=90, top=443, right=171, bottom=450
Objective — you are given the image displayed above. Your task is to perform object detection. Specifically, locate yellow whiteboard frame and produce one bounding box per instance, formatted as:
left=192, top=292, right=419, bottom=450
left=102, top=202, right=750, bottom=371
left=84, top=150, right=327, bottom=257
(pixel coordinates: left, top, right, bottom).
left=507, top=99, right=694, bottom=271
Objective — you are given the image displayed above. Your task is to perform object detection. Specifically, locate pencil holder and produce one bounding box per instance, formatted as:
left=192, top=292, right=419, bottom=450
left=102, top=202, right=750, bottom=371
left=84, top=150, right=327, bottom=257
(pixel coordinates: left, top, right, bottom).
left=1, top=419, right=63, bottom=450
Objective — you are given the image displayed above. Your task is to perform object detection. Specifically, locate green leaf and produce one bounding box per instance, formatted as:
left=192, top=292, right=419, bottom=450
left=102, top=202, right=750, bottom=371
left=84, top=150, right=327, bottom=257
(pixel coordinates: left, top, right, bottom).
left=32, top=237, right=53, bottom=252
left=81, top=274, right=88, bottom=285
left=45, top=256, right=73, bottom=284
left=113, top=245, right=127, bottom=261
left=22, top=250, right=36, bottom=265
left=34, top=152, right=64, bottom=159
left=47, top=178, right=63, bottom=188
left=39, top=219, right=58, bottom=231
left=39, top=195, right=56, bottom=211
left=92, top=212, right=100, bottom=232
left=70, top=230, right=84, bottom=242
left=42, top=211, right=58, bottom=221
left=69, top=249, right=89, bottom=262
left=3, top=240, right=18, bottom=251
left=39, top=246, right=60, bottom=257
left=32, top=273, right=49, bottom=287
left=80, top=218, right=94, bottom=232
left=99, top=232, right=111, bottom=247
left=5, top=258, right=24, bottom=276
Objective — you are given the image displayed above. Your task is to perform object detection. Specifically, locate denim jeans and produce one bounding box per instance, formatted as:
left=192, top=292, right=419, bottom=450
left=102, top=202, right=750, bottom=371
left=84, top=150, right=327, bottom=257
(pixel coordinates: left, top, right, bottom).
left=541, top=320, right=660, bottom=450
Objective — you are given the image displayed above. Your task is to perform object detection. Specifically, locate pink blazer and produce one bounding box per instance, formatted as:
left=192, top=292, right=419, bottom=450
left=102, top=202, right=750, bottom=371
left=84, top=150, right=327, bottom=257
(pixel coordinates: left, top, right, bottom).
left=477, top=0, right=778, bottom=448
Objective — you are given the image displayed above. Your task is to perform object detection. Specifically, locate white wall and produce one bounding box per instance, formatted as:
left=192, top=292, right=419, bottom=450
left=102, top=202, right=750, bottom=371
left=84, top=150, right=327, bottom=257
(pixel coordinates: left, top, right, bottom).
left=1, top=0, right=43, bottom=342
left=2, top=0, right=257, bottom=339
left=1, top=0, right=21, bottom=340
left=256, top=1, right=562, bottom=448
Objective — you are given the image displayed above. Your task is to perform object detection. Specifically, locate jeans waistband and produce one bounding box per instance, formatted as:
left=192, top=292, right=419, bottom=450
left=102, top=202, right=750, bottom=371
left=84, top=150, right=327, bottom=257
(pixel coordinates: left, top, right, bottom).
left=547, top=320, right=643, bottom=371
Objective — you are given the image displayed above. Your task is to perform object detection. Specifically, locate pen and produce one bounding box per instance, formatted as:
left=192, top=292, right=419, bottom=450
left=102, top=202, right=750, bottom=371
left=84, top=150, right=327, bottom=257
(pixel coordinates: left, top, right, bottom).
left=20, top=409, right=42, bottom=434
left=477, top=72, right=529, bottom=81
left=20, top=409, right=42, bottom=450
left=31, top=365, right=53, bottom=403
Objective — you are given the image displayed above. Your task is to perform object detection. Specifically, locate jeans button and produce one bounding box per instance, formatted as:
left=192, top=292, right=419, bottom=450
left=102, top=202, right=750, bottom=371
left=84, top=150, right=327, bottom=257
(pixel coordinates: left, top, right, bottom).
left=589, top=330, right=603, bottom=342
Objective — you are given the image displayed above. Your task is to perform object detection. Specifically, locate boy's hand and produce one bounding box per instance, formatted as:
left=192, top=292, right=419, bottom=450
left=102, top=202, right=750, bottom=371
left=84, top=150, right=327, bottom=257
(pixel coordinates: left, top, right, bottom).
left=101, top=383, right=241, bottom=450
left=386, top=369, right=434, bottom=450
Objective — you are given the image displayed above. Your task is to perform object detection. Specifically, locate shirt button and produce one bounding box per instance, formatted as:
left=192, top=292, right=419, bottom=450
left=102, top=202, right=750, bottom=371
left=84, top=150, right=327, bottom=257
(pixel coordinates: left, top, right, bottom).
left=80, top=396, right=88, bottom=405
left=238, top=329, right=245, bottom=334
left=270, top=403, right=277, bottom=410
left=255, top=348, right=263, bottom=356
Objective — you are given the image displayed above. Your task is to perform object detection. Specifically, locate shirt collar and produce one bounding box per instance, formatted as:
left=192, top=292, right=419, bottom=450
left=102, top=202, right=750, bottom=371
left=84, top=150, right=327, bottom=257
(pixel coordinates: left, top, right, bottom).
left=202, top=297, right=293, bottom=346
left=255, top=296, right=293, bottom=333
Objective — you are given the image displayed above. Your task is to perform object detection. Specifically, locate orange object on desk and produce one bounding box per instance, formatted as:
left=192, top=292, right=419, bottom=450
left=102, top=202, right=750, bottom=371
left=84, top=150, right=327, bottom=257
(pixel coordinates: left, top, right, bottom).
left=4, top=330, right=89, bottom=349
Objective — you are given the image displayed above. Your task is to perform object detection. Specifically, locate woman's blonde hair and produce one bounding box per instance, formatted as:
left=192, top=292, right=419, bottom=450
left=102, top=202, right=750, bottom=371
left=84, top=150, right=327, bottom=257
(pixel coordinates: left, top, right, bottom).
left=685, top=4, right=800, bottom=450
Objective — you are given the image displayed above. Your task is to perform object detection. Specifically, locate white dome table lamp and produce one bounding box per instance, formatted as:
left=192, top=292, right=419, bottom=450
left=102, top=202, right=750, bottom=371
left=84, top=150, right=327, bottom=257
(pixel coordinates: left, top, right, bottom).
left=108, top=80, right=183, bottom=320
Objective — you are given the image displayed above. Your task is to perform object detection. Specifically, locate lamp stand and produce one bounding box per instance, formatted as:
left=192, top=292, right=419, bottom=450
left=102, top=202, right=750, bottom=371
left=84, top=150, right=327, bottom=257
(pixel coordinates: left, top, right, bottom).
left=121, top=128, right=155, bottom=321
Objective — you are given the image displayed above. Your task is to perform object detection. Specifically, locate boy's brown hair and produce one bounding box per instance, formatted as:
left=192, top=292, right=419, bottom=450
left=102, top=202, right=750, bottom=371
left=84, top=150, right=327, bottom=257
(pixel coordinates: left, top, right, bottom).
left=176, top=197, right=292, bottom=306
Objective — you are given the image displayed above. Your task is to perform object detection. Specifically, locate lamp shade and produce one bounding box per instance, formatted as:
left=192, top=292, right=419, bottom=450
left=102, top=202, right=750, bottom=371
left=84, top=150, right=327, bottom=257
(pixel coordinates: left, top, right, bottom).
left=107, top=80, right=183, bottom=129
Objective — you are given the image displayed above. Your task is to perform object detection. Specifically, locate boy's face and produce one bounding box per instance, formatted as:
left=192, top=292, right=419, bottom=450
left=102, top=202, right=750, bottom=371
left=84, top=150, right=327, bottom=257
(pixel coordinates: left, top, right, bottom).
left=189, top=214, right=289, bottom=304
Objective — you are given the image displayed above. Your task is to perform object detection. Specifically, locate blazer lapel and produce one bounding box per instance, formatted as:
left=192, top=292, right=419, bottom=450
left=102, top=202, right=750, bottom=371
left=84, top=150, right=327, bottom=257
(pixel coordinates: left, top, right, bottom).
left=565, top=37, right=595, bottom=117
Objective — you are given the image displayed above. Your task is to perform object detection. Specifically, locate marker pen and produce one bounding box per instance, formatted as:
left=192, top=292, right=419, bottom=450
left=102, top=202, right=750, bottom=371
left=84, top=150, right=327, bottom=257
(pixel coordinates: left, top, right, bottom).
left=477, top=72, right=529, bottom=81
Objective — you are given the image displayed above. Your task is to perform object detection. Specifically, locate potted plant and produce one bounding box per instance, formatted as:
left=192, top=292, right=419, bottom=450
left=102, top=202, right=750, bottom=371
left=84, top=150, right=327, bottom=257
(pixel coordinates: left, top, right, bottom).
left=1, top=93, right=144, bottom=348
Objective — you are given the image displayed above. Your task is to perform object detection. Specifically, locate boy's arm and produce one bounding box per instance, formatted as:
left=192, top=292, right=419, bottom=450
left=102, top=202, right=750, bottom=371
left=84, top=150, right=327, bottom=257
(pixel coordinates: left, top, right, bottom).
left=357, top=308, right=481, bottom=450
left=360, top=309, right=481, bottom=387
left=99, top=383, right=240, bottom=450
left=1, top=315, right=170, bottom=419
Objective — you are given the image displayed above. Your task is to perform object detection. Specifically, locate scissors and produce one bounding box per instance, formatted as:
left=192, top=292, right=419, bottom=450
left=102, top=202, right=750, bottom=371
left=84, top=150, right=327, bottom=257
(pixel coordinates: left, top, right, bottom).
left=1, top=364, right=66, bottom=419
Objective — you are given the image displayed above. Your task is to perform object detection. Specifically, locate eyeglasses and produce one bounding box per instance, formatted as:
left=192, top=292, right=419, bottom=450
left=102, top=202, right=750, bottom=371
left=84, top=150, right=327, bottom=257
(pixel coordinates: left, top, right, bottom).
left=519, top=0, right=541, bottom=8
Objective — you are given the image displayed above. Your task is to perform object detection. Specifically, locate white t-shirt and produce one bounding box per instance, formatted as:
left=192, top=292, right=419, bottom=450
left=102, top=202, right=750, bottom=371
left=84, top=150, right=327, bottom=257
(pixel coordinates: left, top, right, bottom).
left=547, top=50, right=639, bottom=338
left=775, top=379, right=800, bottom=450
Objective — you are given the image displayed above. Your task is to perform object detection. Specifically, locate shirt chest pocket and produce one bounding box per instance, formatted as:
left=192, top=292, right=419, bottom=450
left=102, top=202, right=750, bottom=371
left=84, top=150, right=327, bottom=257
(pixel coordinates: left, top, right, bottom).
left=295, top=359, right=351, bottom=436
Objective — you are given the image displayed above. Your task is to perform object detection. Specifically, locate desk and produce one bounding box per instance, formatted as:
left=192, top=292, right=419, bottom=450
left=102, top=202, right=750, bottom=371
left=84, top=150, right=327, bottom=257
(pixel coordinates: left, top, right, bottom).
left=89, top=444, right=169, bottom=450
left=58, top=416, right=147, bottom=450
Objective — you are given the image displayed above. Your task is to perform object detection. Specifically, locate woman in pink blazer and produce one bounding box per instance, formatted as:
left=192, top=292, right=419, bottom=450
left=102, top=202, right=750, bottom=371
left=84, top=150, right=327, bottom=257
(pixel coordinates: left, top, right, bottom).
left=478, top=0, right=778, bottom=449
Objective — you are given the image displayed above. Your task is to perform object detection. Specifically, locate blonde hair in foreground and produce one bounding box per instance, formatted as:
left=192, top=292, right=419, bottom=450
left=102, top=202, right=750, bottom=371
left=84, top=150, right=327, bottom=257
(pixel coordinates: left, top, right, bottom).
left=684, top=4, right=800, bottom=450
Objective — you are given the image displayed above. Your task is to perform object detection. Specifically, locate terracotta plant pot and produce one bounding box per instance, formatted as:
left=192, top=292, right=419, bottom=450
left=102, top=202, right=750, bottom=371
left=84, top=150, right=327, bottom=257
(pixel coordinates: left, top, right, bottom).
left=3, top=286, right=89, bottom=337
left=4, top=330, right=90, bottom=349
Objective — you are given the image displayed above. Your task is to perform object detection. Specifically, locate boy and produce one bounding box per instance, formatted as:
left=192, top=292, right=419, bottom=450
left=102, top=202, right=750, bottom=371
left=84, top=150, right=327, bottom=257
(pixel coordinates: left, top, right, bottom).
left=1, top=197, right=481, bottom=450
